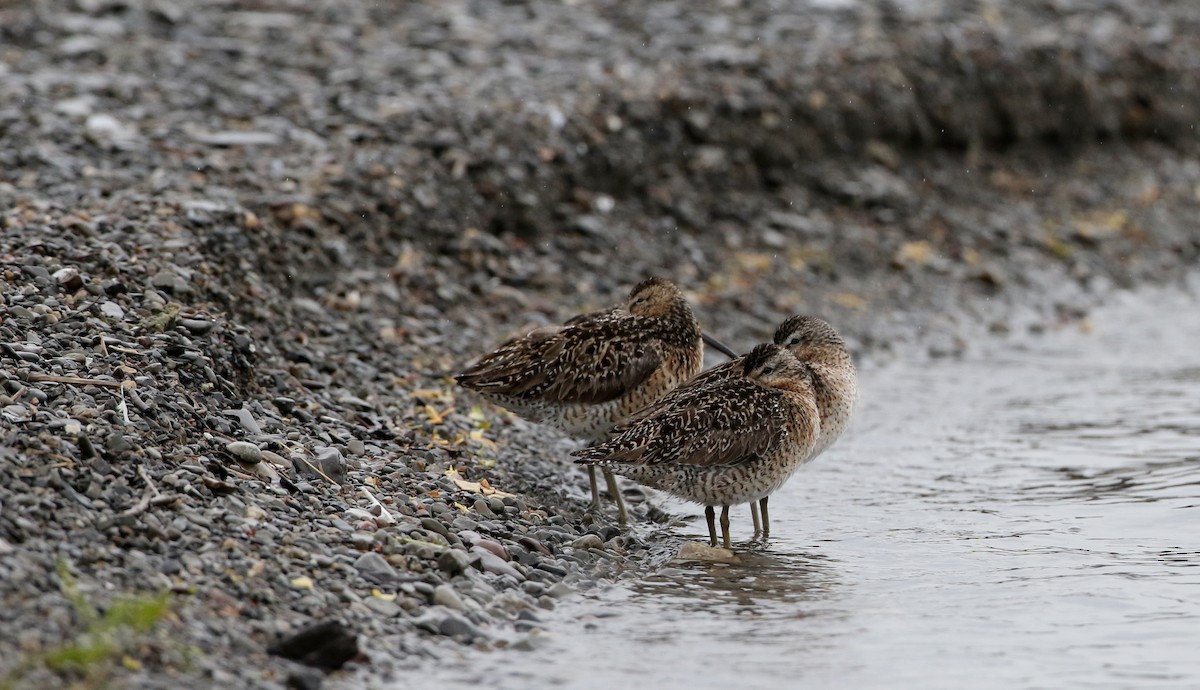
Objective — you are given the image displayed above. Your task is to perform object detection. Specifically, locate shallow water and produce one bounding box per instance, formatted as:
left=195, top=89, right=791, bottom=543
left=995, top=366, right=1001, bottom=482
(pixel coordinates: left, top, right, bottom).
left=417, top=284, right=1200, bottom=690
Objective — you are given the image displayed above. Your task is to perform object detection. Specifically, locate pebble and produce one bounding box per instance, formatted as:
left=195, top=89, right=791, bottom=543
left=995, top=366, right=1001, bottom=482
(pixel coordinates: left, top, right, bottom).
left=53, top=267, right=83, bottom=291
left=544, top=583, right=573, bottom=600
left=149, top=270, right=191, bottom=294
left=100, top=301, right=125, bottom=319
left=353, top=552, right=399, bottom=583
left=437, top=548, right=471, bottom=576
left=471, top=546, right=525, bottom=582
left=363, top=596, right=401, bottom=617
left=571, top=534, right=604, bottom=550
left=225, top=441, right=263, bottom=465
left=438, top=612, right=484, bottom=641
left=432, top=584, right=469, bottom=612
left=474, top=538, right=510, bottom=561
left=84, top=112, right=137, bottom=147
left=419, top=517, right=450, bottom=538
left=223, top=409, right=262, bottom=435
left=672, top=542, right=740, bottom=564
left=180, top=318, right=215, bottom=335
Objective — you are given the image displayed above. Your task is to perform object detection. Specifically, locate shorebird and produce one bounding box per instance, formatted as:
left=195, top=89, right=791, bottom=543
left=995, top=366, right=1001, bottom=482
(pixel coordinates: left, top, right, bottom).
left=456, top=277, right=733, bottom=523
left=621, top=315, right=858, bottom=537
left=572, top=343, right=821, bottom=548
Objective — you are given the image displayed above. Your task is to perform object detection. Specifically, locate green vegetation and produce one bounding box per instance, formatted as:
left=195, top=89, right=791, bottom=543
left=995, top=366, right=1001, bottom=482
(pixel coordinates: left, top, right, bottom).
left=1, top=563, right=172, bottom=690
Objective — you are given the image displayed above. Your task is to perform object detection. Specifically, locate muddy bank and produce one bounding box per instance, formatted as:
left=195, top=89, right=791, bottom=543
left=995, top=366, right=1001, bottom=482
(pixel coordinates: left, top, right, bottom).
left=2, top=0, right=1200, bottom=688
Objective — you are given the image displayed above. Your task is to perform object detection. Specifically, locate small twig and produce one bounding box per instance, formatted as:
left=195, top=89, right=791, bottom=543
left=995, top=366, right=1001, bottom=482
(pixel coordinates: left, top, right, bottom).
left=27, top=374, right=123, bottom=389
left=109, top=490, right=152, bottom=525
left=137, top=465, right=160, bottom=497
left=297, top=457, right=338, bottom=485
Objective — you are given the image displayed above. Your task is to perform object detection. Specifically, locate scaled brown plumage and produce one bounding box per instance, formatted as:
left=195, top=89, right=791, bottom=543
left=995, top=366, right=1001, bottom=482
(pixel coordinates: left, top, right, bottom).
left=456, top=277, right=706, bottom=523
left=620, top=314, right=858, bottom=537
left=574, top=343, right=821, bottom=547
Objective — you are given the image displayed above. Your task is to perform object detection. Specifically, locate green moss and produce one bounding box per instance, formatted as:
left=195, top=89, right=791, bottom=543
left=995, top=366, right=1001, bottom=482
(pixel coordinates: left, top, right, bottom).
left=1, top=563, right=173, bottom=690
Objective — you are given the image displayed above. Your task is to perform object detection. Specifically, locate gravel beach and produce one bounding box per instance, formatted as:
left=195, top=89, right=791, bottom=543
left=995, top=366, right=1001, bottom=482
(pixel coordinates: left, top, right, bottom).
left=3, top=0, right=1200, bottom=687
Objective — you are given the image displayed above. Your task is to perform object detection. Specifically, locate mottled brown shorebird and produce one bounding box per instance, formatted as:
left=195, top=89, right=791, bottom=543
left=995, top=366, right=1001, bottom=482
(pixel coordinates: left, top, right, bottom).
left=456, top=277, right=730, bottom=523
left=620, top=315, right=858, bottom=537
left=572, top=343, right=821, bottom=548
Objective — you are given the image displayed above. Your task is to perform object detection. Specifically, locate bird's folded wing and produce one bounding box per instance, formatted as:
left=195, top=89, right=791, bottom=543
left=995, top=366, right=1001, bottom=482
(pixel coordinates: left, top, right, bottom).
left=579, top=378, right=783, bottom=468
left=457, top=316, right=661, bottom=405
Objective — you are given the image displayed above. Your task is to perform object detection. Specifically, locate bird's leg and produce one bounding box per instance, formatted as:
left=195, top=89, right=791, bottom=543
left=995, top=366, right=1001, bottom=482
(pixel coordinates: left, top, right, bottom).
left=602, top=469, right=628, bottom=525
left=720, top=505, right=731, bottom=549
left=751, top=501, right=762, bottom=537
left=586, top=466, right=601, bottom=511
left=759, top=496, right=770, bottom=538
left=705, top=506, right=717, bottom=547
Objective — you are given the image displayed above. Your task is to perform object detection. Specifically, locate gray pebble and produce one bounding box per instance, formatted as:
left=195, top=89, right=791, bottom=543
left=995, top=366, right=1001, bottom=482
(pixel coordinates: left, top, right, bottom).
left=419, top=517, right=450, bottom=538
left=353, top=552, right=398, bottom=583
left=471, top=546, right=525, bottom=582
left=432, top=584, right=469, bottom=612
left=363, top=596, right=402, bottom=617
left=225, top=441, right=262, bottom=465
left=180, top=318, right=215, bottom=335
left=571, top=534, right=604, bottom=550
left=222, top=409, right=262, bottom=435
left=437, top=548, right=470, bottom=577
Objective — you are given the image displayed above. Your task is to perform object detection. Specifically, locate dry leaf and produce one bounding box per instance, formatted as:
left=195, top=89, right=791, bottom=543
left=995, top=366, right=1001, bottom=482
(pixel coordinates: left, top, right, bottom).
left=445, top=468, right=514, bottom=498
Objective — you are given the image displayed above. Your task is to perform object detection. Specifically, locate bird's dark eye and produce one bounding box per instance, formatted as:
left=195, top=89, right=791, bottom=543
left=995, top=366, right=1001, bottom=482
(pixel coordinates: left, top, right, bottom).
left=788, top=338, right=800, bottom=346
left=762, top=366, right=775, bottom=375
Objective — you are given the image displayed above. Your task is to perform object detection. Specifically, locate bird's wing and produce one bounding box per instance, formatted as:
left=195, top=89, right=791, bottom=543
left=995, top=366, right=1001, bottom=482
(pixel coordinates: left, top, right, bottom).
left=617, top=358, right=744, bottom=428
left=577, top=377, right=784, bottom=468
left=456, top=314, right=661, bottom=405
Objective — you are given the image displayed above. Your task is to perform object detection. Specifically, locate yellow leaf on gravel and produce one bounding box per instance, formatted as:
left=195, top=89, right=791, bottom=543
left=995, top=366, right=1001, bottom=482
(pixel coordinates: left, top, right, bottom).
left=371, top=589, right=396, bottom=601
left=469, top=429, right=497, bottom=451
left=832, top=292, right=867, bottom=310
left=412, top=388, right=452, bottom=403
left=424, top=404, right=454, bottom=425
left=896, top=240, right=933, bottom=266
left=291, top=576, right=314, bottom=590
left=445, top=468, right=514, bottom=498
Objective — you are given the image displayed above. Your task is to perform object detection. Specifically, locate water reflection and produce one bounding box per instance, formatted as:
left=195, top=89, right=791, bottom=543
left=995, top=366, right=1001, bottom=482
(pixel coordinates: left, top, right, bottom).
left=635, top=543, right=839, bottom=611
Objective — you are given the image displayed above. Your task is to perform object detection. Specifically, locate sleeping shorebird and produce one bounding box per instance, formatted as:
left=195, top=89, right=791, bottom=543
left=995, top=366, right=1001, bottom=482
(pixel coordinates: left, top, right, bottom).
left=572, top=343, right=821, bottom=548
left=455, top=277, right=733, bottom=523
left=620, top=315, right=858, bottom=538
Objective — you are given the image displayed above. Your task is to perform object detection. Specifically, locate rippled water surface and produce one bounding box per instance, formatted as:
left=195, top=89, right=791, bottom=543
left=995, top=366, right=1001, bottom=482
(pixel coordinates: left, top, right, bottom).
left=419, top=286, right=1200, bottom=689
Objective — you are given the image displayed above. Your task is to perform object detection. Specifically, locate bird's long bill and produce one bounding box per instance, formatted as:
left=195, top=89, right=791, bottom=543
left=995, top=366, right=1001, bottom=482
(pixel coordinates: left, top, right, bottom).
left=702, top=332, right=738, bottom=360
